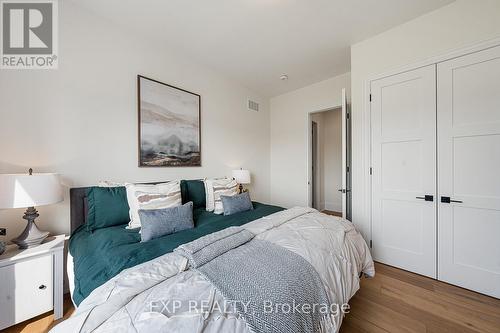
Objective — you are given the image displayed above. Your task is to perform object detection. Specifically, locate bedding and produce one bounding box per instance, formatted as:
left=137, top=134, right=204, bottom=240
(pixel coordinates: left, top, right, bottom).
left=59, top=208, right=373, bottom=333
left=184, top=228, right=333, bottom=333
left=204, top=177, right=239, bottom=214
left=69, top=202, right=284, bottom=306
left=86, top=186, right=130, bottom=231
left=98, top=181, right=126, bottom=187
left=174, top=226, right=255, bottom=268
left=125, top=181, right=182, bottom=229
left=180, top=179, right=206, bottom=208
left=139, top=202, right=195, bottom=242
left=221, top=191, right=253, bottom=215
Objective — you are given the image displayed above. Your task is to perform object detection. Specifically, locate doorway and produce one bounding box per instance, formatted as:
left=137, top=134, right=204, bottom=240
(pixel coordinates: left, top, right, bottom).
left=309, top=98, right=351, bottom=220
left=307, top=89, right=352, bottom=220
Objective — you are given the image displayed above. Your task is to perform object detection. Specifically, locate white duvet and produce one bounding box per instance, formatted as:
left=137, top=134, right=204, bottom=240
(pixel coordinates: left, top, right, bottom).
left=52, top=207, right=374, bottom=333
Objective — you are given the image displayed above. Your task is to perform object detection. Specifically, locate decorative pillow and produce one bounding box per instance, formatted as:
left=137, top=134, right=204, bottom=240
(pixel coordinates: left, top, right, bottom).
left=86, top=186, right=130, bottom=231
left=221, top=191, right=254, bottom=216
left=180, top=179, right=206, bottom=209
left=139, top=202, right=194, bottom=242
left=125, top=181, right=181, bottom=229
left=204, top=178, right=239, bottom=214
left=98, top=180, right=126, bottom=187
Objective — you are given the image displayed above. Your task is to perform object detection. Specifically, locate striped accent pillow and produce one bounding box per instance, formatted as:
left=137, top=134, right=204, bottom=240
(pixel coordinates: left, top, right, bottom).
left=204, top=178, right=239, bottom=214
left=98, top=180, right=126, bottom=187
left=125, top=181, right=181, bottom=229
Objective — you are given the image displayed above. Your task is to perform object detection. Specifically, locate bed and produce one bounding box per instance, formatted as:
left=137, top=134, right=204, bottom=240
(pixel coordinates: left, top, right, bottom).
left=61, top=180, right=374, bottom=333
left=68, top=182, right=284, bottom=306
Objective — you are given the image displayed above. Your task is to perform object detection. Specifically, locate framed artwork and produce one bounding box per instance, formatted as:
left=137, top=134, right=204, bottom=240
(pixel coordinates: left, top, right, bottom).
left=137, top=75, right=201, bottom=167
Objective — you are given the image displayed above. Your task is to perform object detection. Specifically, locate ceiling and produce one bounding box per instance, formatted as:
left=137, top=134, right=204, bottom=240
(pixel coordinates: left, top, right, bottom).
left=73, top=0, right=454, bottom=97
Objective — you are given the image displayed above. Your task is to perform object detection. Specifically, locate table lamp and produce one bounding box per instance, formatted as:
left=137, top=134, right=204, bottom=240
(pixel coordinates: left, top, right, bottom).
left=0, top=169, right=63, bottom=249
left=232, top=169, right=251, bottom=194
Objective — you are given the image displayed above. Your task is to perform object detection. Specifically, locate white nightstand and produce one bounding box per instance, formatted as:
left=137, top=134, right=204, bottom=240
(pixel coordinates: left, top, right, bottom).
left=0, top=235, right=64, bottom=330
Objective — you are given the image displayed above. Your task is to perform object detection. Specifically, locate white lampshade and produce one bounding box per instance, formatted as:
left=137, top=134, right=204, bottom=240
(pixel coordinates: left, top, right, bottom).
left=232, top=169, right=251, bottom=184
left=0, top=173, right=63, bottom=209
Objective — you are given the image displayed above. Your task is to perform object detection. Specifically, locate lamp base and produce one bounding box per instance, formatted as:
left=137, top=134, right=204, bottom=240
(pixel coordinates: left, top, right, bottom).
left=11, top=207, right=49, bottom=249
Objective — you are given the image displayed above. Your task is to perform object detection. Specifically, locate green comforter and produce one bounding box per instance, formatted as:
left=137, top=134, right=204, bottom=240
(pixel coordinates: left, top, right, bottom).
left=69, top=202, right=284, bottom=306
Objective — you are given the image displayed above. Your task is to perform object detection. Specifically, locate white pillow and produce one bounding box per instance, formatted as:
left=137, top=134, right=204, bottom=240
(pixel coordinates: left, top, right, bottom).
left=204, top=178, right=239, bottom=214
left=98, top=180, right=126, bottom=187
left=125, top=181, right=181, bottom=229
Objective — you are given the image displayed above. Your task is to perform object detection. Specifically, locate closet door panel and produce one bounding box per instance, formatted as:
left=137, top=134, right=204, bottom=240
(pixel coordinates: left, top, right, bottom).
left=371, top=64, right=437, bottom=278
left=438, top=45, right=500, bottom=298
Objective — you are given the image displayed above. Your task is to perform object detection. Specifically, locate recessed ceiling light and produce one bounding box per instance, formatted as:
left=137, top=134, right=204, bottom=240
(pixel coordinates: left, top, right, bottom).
left=280, top=74, right=288, bottom=81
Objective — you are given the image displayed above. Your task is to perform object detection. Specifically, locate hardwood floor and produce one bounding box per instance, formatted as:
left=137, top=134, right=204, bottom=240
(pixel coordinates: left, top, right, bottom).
left=2, top=263, right=499, bottom=333
left=323, top=210, right=342, bottom=217
left=1, top=294, right=74, bottom=333
left=341, top=263, right=500, bottom=333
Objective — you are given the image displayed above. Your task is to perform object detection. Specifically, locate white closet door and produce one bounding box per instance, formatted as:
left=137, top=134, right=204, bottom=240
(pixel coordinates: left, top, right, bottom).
left=437, top=45, right=500, bottom=298
left=371, top=65, right=437, bottom=278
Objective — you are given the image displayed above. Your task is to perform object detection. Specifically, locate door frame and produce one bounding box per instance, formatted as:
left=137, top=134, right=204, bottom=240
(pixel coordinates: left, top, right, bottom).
left=311, top=120, right=318, bottom=209
left=361, top=37, right=500, bottom=246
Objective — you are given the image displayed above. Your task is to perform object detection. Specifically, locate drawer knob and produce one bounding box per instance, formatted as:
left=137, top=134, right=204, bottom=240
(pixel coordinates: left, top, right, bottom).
left=39, top=285, right=47, bottom=290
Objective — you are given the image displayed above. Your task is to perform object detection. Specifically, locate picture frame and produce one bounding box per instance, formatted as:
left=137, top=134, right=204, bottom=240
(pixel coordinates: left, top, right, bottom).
left=137, top=75, right=201, bottom=167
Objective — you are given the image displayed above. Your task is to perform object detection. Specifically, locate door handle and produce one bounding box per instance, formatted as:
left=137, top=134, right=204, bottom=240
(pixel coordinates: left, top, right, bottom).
left=441, top=196, right=463, bottom=203
left=416, top=195, right=433, bottom=202
left=338, top=189, right=351, bottom=193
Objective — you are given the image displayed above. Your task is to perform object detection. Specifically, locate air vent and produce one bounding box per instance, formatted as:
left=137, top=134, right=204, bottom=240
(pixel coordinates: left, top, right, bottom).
left=248, top=99, right=259, bottom=112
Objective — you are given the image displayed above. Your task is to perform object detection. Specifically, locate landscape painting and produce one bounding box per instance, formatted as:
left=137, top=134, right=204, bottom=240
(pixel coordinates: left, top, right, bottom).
left=138, top=75, right=201, bottom=167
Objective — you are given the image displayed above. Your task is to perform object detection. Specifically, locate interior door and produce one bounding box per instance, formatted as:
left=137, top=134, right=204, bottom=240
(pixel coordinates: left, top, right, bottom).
left=341, top=88, right=348, bottom=218
left=371, top=65, right=437, bottom=278
left=437, top=45, right=500, bottom=298
left=345, top=90, right=352, bottom=221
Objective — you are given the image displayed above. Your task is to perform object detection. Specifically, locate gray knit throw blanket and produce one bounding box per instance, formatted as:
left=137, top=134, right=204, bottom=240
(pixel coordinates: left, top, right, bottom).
left=175, top=227, right=334, bottom=333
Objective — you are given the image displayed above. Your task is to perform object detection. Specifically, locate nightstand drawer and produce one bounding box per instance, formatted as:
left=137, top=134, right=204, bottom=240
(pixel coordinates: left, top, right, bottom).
left=0, top=254, right=53, bottom=329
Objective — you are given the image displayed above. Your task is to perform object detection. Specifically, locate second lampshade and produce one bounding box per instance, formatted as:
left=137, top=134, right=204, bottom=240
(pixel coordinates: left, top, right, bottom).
left=232, top=169, right=251, bottom=193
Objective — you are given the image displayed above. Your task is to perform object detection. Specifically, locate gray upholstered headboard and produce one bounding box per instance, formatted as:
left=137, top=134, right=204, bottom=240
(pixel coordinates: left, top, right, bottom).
left=69, top=181, right=185, bottom=234
left=70, top=187, right=90, bottom=234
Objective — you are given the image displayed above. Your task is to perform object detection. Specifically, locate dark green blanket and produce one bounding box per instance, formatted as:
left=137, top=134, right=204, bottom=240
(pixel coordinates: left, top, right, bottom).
left=69, top=202, right=284, bottom=306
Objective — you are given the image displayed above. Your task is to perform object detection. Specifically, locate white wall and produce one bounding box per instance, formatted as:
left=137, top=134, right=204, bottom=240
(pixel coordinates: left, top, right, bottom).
left=350, top=0, right=500, bottom=239
left=269, top=73, right=350, bottom=208
left=0, top=1, right=271, bottom=240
